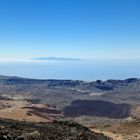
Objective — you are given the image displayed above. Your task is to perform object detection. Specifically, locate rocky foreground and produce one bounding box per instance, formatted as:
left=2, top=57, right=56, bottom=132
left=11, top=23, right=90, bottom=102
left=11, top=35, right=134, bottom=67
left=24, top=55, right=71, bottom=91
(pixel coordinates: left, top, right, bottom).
left=0, top=119, right=111, bottom=140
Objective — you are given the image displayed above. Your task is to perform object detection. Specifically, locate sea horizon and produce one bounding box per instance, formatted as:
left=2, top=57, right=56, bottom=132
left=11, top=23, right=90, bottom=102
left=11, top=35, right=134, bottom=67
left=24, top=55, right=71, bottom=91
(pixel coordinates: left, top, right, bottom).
left=0, top=59, right=140, bottom=81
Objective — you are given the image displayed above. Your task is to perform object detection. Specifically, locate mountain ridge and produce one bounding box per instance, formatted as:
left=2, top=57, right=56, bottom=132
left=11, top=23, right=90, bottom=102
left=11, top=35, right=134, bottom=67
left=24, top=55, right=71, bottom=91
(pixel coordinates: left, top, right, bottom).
left=0, top=75, right=140, bottom=92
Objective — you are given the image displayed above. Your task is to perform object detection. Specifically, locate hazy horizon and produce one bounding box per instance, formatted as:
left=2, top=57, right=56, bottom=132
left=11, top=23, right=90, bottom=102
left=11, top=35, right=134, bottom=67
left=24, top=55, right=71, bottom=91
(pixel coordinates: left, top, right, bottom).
left=0, top=59, right=140, bottom=81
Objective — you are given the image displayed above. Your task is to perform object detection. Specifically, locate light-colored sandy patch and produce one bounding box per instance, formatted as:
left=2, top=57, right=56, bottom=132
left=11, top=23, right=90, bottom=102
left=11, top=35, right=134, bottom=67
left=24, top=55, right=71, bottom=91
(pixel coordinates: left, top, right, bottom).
left=90, top=92, right=104, bottom=96
left=91, top=129, right=124, bottom=140
left=131, top=105, right=140, bottom=118
left=0, top=107, right=49, bottom=122
left=0, top=99, right=51, bottom=122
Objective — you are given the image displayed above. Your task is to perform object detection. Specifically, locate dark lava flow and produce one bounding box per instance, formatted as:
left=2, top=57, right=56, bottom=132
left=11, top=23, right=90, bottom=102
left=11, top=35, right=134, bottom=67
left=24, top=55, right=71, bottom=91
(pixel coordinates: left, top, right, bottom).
left=63, top=100, right=131, bottom=118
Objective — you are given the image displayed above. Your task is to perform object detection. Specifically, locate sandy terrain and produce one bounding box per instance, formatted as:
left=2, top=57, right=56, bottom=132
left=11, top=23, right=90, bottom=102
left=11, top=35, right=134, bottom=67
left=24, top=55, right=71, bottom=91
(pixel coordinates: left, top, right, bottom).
left=0, top=94, right=139, bottom=140
left=0, top=98, right=51, bottom=122
left=91, top=119, right=140, bottom=140
left=92, top=129, right=124, bottom=140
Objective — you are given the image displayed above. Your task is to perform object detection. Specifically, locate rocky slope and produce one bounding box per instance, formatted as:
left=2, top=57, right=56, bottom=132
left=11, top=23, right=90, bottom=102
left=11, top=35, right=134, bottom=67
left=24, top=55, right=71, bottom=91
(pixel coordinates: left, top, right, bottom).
left=0, top=119, right=111, bottom=140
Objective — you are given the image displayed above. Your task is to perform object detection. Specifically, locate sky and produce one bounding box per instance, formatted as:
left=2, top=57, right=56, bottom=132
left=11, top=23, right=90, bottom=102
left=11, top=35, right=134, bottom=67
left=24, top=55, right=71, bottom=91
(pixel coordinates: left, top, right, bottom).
left=0, top=0, right=140, bottom=80
left=0, top=0, right=140, bottom=61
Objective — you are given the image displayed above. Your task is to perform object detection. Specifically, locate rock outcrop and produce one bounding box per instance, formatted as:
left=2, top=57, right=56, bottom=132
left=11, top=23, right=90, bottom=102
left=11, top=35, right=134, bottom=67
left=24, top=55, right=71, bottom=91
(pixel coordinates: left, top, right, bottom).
left=0, top=119, right=111, bottom=140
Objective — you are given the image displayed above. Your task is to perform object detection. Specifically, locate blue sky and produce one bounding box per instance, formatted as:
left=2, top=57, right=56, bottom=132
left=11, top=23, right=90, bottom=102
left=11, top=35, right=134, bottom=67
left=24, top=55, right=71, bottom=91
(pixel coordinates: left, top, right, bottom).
left=0, top=0, right=140, bottom=61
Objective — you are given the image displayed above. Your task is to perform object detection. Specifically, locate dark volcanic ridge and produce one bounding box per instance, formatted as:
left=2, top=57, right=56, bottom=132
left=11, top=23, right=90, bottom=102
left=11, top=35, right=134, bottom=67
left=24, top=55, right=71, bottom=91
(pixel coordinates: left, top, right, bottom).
left=63, top=100, right=131, bottom=118
left=21, top=100, right=131, bottom=119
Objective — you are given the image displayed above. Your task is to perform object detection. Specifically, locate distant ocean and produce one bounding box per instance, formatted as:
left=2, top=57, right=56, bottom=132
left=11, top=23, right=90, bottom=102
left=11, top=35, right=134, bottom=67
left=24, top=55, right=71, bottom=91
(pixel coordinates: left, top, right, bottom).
left=0, top=60, right=140, bottom=81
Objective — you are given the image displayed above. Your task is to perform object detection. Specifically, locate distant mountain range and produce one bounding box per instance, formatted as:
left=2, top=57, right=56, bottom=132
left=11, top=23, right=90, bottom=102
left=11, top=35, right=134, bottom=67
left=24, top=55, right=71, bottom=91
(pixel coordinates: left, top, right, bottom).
left=0, top=75, right=140, bottom=92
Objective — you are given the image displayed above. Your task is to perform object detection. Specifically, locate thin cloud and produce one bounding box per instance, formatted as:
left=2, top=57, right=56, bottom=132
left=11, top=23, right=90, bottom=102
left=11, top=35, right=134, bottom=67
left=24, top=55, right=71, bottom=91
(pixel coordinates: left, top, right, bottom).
left=32, top=57, right=83, bottom=61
